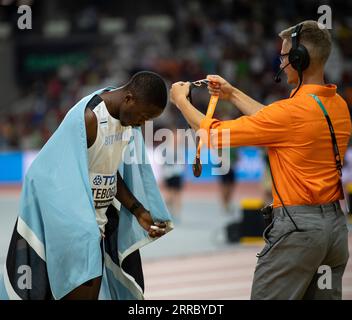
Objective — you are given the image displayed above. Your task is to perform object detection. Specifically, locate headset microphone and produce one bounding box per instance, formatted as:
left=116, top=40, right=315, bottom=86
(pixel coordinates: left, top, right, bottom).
left=274, top=62, right=291, bottom=83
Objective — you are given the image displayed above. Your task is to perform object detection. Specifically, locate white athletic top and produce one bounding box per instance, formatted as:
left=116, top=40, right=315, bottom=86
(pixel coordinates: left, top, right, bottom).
left=88, top=98, right=132, bottom=234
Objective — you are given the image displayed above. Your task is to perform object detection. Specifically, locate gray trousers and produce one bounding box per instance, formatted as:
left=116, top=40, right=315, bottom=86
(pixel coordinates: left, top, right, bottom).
left=251, top=202, right=349, bottom=300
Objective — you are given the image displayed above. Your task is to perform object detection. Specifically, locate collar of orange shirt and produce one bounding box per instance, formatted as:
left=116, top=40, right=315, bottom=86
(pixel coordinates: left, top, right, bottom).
left=289, top=84, right=337, bottom=98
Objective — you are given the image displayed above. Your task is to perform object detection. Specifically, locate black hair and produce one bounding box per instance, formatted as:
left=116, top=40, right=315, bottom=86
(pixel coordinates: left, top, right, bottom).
left=125, top=71, right=168, bottom=111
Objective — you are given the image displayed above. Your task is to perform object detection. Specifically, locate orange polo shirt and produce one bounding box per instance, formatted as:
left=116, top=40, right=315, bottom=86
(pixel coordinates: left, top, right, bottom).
left=200, top=84, right=351, bottom=207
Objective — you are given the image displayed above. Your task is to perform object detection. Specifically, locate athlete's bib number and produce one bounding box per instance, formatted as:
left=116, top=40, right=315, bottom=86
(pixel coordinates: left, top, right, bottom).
left=90, top=172, right=117, bottom=208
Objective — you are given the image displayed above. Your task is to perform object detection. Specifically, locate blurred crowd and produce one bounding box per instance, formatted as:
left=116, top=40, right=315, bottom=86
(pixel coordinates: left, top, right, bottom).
left=0, top=0, right=351, bottom=151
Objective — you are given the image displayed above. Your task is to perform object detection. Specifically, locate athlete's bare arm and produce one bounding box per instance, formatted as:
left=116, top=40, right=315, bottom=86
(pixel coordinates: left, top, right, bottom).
left=85, top=108, right=98, bottom=148
left=115, top=172, right=166, bottom=238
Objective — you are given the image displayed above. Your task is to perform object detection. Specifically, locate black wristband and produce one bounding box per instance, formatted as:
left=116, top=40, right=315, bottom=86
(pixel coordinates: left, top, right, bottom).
left=129, top=201, right=142, bottom=215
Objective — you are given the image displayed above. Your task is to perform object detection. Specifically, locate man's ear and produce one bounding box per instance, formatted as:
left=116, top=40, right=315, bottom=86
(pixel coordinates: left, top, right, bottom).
left=124, top=92, right=134, bottom=105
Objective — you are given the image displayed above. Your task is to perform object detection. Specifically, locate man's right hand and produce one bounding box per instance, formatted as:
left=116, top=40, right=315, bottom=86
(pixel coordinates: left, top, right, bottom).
left=206, top=75, right=234, bottom=101
left=135, top=208, right=167, bottom=238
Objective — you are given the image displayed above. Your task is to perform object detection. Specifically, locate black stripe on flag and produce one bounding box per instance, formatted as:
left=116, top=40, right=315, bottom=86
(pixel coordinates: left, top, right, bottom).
left=5, top=219, right=53, bottom=300
left=104, top=205, right=145, bottom=292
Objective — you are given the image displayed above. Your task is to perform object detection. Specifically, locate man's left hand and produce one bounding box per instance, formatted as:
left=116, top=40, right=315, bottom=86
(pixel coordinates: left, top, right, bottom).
left=135, top=209, right=167, bottom=238
left=170, top=82, right=191, bottom=107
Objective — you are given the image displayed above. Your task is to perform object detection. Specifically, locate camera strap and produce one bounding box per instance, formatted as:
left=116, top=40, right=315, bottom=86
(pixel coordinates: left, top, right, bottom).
left=309, top=93, right=349, bottom=213
left=267, top=160, right=300, bottom=230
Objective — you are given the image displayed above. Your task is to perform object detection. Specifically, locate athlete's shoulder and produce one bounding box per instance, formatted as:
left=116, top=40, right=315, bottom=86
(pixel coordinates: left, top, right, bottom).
left=85, top=108, right=98, bottom=148
left=85, top=107, right=97, bottom=124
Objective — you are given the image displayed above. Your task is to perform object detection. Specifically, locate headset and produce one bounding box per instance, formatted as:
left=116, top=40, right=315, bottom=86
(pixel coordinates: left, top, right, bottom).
left=275, top=24, right=310, bottom=97
left=289, top=24, right=310, bottom=72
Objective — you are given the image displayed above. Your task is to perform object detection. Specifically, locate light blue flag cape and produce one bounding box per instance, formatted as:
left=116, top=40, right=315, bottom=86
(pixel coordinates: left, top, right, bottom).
left=0, top=87, right=173, bottom=300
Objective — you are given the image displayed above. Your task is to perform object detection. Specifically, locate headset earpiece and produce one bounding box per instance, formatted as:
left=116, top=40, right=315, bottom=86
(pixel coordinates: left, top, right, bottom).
left=288, top=24, right=310, bottom=72
left=289, top=45, right=310, bottom=71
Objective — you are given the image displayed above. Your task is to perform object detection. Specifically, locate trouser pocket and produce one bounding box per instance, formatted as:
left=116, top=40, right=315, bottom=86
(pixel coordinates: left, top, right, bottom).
left=256, top=216, right=297, bottom=258
left=256, top=218, right=275, bottom=258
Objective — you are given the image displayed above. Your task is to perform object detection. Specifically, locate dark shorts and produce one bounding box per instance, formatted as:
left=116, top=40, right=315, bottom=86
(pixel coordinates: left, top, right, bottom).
left=165, top=176, right=184, bottom=190
left=219, top=168, right=236, bottom=185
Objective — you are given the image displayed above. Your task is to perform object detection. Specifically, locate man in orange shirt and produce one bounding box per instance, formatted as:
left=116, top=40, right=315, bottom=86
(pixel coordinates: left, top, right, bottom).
left=170, top=20, right=351, bottom=299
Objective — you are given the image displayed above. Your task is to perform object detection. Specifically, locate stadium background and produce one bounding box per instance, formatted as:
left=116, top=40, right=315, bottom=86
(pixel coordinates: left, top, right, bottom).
left=0, top=0, right=351, bottom=299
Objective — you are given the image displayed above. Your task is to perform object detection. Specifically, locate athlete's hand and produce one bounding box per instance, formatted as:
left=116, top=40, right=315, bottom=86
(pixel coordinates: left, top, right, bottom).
left=206, top=75, right=234, bottom=101
left=135, top=209, right=166, bottom=238
left=170, top=81, right=191, bottom=107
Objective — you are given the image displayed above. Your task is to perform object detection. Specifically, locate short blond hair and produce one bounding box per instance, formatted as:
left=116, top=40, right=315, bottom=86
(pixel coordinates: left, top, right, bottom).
left=279, top=20, right=332, bottom=66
